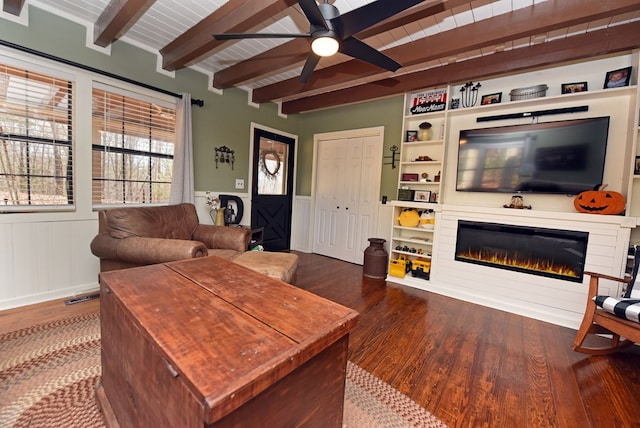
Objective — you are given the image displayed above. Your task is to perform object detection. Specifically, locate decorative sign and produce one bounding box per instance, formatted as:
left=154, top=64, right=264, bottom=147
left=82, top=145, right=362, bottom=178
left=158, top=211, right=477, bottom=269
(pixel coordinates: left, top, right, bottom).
left=409, top=89, right=447, bottom=114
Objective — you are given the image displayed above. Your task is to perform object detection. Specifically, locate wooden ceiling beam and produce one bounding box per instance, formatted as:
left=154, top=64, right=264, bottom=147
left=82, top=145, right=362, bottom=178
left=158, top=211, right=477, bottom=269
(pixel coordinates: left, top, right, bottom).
left=281, top=21, right=640, bottom=114
left=159, top=0, right=298, bottom=71
left=93, top=0, right=157, bottom=47
left=253, top=0, right=640, bottom=104
left=213, top=38, right=309, bottom=89
left=212, top=0, right=471, bottom=89
left=2, top=0, right=25, bottom=15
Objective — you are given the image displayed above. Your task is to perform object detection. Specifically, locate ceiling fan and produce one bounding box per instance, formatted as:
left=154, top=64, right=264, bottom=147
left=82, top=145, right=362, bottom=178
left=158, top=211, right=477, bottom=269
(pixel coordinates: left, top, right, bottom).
left=213, top=0, right=425, bottom=83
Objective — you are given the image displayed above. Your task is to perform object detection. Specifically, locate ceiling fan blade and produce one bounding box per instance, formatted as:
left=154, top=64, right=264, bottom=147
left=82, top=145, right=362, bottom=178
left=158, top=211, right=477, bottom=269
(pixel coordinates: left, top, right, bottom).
left=337, top=0, right=426, bottom=39
left=298, top=0, right=329, bottom=30
left=214, top=33, right=310, bottom=40
left=300, top=53, right=321, bottom=83
left=340, top=37, right=401, bottom=72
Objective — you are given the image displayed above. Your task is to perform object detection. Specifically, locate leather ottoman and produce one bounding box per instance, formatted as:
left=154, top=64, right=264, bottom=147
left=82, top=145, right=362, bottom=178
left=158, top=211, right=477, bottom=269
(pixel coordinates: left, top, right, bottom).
left=232, top=251, right=298, bottom=284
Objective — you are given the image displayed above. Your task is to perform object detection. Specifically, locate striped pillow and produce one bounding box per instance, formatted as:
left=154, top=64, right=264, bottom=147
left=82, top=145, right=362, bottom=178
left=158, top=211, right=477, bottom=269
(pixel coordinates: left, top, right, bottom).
left=594, top=296, right=640, bottom=323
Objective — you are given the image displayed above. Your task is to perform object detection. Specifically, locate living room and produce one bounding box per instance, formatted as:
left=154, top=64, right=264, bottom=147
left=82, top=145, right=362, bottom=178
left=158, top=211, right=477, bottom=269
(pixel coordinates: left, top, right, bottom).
left=2, top=1, right=640, bottom=426
left=0, top=1, right=638, bottom=319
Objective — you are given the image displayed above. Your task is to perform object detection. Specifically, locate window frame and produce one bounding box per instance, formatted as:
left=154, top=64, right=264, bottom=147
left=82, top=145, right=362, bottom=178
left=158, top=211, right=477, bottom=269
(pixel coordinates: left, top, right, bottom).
left=91, top=83, right=176, bottom=208
left=0, top=59, right=75, bottom=212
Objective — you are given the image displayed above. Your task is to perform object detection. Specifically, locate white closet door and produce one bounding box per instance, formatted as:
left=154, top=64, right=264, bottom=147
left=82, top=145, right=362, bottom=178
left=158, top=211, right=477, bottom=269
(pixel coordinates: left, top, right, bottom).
left=341, top=138, right=364, bottom=263
left=313, top=138, right=347, bottom=259
left=353, top=135, right=383, bottom=264
left=313, top=129, right=383, bottom=264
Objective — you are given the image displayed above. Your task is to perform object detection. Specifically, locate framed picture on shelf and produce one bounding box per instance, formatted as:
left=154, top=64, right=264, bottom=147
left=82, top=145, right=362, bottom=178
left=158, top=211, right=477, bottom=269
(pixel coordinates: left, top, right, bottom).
left=429, top=192, right=438, bottom=203
left=603, top=66, right=632, bottom=89
left=635, top=156, right=640, bottom=175
left=481, top=92, right=502, bottom=105
left=405, top=130, right=418, bottom=142
left=561, top=82, right=588, bottom=94
left=401, top=173, right=419, bottom=182
left=414, top=190, right=431, bottom=202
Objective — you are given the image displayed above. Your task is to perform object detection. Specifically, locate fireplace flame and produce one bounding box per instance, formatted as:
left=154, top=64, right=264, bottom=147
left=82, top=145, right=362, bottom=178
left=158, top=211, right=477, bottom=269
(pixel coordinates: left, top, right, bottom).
left=457, top=249, right=580, bottom=278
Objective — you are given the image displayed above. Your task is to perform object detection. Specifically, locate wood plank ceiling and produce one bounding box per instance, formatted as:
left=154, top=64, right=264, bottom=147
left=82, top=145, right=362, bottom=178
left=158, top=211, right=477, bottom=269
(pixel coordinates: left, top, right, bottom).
left=5, top=0, right=640, bottom=114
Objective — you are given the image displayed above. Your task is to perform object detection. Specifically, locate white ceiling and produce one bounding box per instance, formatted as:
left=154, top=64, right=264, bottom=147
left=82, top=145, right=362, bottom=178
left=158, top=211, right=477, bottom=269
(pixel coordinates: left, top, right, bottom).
left=7, top=0, right=640, bottom=112
left=28, top=0, right=555, bottom=87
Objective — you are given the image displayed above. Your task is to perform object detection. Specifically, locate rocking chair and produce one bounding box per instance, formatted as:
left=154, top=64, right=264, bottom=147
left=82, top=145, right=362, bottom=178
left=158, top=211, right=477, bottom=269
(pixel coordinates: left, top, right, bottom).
left=572, top=246, right=640, bottom=355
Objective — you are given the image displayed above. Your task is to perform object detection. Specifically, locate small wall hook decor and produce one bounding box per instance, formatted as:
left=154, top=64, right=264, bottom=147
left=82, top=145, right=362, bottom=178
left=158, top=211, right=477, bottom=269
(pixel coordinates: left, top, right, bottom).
left=214, top=146, right=235, bottom=169
left=383, top=145, right=399, bottom=169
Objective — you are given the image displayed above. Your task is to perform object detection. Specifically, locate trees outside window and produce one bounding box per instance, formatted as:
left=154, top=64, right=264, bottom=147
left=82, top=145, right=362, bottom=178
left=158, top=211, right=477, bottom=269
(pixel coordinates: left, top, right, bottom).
left=0, top=63, right=73, bottom=208
left=92, top=86, right=176, bottom=206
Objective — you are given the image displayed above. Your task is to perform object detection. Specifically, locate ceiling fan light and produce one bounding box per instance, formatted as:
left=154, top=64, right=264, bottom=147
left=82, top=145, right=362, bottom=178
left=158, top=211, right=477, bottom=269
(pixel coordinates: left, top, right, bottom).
left=311, top=36, right=339, bottom=57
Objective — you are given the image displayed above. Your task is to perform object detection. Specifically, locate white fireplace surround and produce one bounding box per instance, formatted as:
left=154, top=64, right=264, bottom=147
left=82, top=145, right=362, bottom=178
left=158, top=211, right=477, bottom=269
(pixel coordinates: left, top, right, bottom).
left=426, top=205, right=635, bottom=329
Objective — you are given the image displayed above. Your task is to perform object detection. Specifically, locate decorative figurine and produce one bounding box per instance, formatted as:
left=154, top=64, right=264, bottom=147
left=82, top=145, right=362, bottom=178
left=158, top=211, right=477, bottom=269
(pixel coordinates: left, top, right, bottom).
left=503, top=195, right=532, bottom=209
left=460, top=81, right=481, bottom=108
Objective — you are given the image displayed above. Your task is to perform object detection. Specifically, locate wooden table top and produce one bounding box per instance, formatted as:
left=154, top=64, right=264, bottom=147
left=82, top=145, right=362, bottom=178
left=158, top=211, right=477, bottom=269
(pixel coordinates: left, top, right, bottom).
left=99, top=256, right=359, bottom=423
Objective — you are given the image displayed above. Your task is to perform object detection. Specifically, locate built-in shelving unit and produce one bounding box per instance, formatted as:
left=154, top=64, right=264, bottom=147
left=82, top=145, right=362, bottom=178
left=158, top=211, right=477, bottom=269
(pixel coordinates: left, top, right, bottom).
left=388, top=201, right=438, bottom=287
left=387, top=53, right=640, bottom=291
left=387, top=92, right=448, bottom=285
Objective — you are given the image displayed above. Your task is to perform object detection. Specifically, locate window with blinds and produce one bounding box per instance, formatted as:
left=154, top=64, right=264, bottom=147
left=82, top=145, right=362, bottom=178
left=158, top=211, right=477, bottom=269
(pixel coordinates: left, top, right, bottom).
left=92, top=86, right=176, bottom=206
left=0, top=63, right=73, bottom=208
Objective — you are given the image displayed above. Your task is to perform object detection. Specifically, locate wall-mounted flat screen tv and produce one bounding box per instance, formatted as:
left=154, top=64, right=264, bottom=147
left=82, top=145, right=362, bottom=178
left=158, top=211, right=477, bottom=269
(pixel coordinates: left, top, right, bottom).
left=456, top=116, right=610, bottom=195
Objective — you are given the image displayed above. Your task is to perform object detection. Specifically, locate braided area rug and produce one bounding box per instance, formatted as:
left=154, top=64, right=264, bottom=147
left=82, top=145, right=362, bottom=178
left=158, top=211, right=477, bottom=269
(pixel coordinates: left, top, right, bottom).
left=0, top=311, right=446, bottom=428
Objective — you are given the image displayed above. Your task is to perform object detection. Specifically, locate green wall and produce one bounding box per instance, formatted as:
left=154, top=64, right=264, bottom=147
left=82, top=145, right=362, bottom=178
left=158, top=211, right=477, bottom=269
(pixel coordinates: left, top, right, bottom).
left=0, top=5, right=402, bottom=197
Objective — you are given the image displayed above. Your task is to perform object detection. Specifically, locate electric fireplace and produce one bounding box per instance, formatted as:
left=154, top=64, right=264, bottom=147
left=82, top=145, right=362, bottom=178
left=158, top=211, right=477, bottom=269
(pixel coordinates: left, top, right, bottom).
left=455, top=220, right=589, bottom=282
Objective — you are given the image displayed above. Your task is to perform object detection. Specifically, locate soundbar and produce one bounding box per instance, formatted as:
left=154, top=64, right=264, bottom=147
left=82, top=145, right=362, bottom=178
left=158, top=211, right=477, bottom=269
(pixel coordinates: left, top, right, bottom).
left=476, top=105, right=589, bottom=122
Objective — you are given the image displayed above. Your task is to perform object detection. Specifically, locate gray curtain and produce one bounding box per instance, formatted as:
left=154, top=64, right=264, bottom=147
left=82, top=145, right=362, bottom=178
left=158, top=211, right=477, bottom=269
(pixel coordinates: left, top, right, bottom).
left=170, top=93, right=195, bottom=204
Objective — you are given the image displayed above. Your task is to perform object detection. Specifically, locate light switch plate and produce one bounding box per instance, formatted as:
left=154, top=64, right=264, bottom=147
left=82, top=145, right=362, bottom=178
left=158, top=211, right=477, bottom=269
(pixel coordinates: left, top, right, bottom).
left=235, top=178, right=244, bottom=189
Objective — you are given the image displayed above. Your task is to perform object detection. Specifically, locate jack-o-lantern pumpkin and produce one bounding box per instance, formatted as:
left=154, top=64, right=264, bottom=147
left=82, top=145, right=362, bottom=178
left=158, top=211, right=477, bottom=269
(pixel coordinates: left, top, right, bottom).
left=573, top=184, right=625, bottom=215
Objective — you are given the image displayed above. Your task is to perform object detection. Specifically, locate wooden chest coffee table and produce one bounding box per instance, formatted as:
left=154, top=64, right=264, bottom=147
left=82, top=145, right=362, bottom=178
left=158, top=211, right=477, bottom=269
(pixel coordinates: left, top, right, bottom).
left=96, top=256, right=359, bottom=427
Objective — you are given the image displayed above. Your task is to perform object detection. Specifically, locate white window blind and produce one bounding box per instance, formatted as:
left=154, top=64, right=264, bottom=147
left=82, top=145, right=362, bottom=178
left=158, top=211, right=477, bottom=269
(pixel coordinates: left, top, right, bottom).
left=0, top=62, right=73, bottom=208
left=92, top=85, right=176, bottom=206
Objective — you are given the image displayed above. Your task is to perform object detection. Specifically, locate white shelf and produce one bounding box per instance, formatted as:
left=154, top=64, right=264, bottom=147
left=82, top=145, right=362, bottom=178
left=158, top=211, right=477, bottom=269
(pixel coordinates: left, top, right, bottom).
left=391, top=250, right=432, bottom=257
left=402, top=139, right=444, bottom=146
left=392, top=237, right=433, bottom=246
left=445, top=85, right=638, bottom=118
left=386, top=274, right=431, bottom=288
left=398, top=181, right=440, bottom=186
left=393, top=225, right=434, bottom=232
left=403, top=111, right=446, bottom=120
left=400, top=161, right=442, bottom=166
left=390, top=200, right=442, bottom=210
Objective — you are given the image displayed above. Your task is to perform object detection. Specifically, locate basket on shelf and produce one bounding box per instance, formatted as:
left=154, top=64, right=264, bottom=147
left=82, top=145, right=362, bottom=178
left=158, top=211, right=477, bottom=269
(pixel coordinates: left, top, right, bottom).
left=509, top=84, right=548, bottom=101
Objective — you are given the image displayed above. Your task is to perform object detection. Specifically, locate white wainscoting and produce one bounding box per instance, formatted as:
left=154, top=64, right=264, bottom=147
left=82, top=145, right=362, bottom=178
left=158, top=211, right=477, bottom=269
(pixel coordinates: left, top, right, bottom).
left=376, top=203, right=393, bottom=254
left=0, top=218, right=100, bottom=310
left=424, top=205, right=635, bottom=329
left=293, top=196, right=312, bottom=252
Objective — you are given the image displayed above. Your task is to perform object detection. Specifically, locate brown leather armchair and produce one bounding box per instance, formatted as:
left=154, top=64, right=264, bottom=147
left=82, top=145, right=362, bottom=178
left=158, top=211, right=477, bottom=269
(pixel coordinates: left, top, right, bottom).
left=90, top=203, right=251, bottom=272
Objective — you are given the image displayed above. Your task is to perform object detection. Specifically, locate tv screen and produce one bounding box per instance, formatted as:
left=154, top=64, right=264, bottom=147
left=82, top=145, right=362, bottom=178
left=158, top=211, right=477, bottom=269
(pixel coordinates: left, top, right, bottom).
left=456, top=117, right=610, bottom=194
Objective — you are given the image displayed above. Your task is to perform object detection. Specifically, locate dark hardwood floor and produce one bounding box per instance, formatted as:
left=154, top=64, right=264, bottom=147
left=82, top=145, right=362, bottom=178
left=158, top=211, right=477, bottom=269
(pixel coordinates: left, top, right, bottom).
left=292, top=252, right=640, bottom=428
left=2, top=252, right=639, bottom=427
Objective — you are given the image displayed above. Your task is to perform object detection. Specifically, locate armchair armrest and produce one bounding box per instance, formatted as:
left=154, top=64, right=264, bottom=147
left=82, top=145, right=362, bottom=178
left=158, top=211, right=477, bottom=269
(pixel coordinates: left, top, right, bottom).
left=193, top=225, right=250, bottom=252
left=91, top=234, right=208, bottom=265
